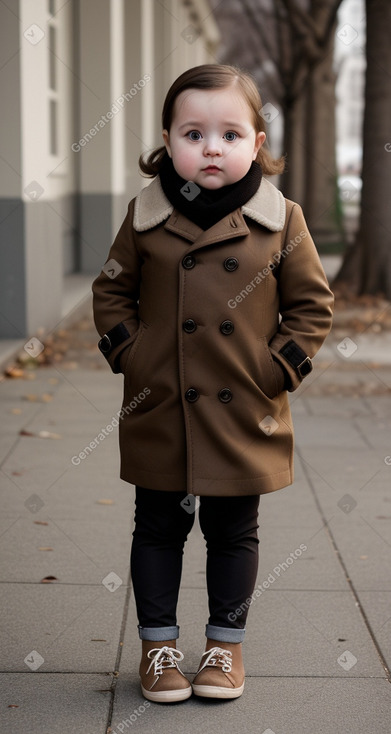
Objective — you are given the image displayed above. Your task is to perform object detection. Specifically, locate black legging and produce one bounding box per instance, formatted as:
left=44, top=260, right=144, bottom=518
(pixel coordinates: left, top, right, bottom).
left=130, top=487, right=260, bottom=630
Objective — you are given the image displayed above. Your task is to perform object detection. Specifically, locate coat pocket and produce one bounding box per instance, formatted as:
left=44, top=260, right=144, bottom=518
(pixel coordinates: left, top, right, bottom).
left=258, top=336, right=285, bottom=399
left=120, top=322, right=147, bottom=376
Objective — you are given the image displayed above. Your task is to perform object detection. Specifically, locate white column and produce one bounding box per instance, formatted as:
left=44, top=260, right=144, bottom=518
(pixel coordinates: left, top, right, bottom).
left=140, top=0, right=155, bottom=158
left=110, top=0, right=125, bottom=196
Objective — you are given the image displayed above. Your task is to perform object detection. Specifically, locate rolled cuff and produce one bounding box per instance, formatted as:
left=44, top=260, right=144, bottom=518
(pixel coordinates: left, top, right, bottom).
left=138, top=625, right=179, bottom=641
left=205, top=624, right=246, bottom=643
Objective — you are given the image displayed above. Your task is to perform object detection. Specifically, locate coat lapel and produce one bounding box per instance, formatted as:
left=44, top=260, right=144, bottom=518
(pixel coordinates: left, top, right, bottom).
left=133, top=173, right=286, bottom=239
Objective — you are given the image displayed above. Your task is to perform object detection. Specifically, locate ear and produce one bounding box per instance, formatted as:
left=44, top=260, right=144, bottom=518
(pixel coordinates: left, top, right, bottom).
left=162, top=129, right=172, bottom=158
left=253, top=131, right=266, bottom=159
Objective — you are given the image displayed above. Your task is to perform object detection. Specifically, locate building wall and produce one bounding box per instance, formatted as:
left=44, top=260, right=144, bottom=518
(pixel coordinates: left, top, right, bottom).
left=0, top=0, right=76, bottom=338
left=0, top=0, right=220, bottom=340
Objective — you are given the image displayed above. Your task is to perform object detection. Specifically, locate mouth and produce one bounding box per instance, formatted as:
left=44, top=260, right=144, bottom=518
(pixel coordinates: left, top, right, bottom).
left=202, top=165, right=221, bottom=172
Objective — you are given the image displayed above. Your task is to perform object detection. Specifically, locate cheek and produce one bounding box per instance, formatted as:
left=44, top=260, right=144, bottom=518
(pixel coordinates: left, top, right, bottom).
left=227, top=141, right=256, bottom=172
left=172, top=146, right=198, bottom=177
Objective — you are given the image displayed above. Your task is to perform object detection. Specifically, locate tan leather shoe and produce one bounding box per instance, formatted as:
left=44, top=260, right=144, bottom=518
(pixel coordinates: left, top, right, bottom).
left=192, top=639, right=245, bottom=699
left=139, top=640, right=192, bottom=703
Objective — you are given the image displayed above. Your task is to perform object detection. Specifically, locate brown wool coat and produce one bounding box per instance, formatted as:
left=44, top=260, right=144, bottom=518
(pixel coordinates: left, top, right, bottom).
left=92, top=175, right=334, bottom=496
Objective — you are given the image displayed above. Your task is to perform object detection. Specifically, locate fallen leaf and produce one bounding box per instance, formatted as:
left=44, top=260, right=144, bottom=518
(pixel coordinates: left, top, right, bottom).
left=38, top=547, right=53, bottom=551
left=19, top=429, right=62, bottom=439
left=96, top=499, right=114, bottom=505
left=91, top=639, right=107, bottom=642
left=34, top=521, right=49, bottom=526
left=48, top=378, right=59, bottom=385
left=359, top=555, right=368, bottom=560
left=22, top=393, right=53, bottom=403
left=8, top=704, right=19, bottom=708
left=11, top=408, right=22, bottom=414
left=5, top=366, right=24, bottom=378
left=37, top=430, right=61, bottom=439
left=41, top=575, right=58, bottom=583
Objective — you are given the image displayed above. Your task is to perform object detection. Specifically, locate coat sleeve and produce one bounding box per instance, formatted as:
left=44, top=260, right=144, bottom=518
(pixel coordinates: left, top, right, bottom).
left=91, top=199, right=142, bottom=373
left=268, top=201, right=334, bottom=392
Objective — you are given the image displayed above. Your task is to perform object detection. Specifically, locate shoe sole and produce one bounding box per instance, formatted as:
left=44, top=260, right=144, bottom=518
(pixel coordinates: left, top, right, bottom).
left=141, top=683, right=192, bottom=703
left=192, top=682, right=244, bottom=699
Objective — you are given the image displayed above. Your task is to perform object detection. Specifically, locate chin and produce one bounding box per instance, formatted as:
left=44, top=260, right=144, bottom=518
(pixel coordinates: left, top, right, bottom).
left=197, top=178, right=225, bottom=190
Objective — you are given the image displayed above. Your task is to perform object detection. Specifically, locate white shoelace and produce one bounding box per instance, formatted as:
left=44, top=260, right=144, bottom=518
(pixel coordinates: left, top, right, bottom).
left=146, top=646, right=185, bottom=678
left=197, top=646, right=233, bottom=674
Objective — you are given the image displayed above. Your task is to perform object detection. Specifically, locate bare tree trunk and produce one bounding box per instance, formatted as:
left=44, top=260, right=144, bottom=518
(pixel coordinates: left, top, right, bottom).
left=335, top=0, right=391, bottom=296
left=281, top=94, right=307, bottom=203
left=304, top=12, right=342, bottom=246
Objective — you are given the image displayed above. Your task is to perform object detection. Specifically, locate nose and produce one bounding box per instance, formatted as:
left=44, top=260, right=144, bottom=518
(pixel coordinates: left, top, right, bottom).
left=203, top=136, right=222, bottom=157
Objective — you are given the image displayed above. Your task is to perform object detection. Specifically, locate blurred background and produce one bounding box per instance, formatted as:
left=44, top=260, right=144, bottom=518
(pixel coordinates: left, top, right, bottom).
left=0, top=0, right=390, bottom=351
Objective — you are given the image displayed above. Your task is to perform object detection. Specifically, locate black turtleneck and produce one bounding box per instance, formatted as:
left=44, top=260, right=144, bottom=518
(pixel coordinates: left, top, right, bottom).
left=159, top=153, right=262, bottom=231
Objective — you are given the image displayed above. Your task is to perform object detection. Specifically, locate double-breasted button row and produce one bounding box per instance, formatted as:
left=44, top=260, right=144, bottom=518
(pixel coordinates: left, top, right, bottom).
left=183, top=319, right=234, bottom=335
left=182, top=255, right=239, bottom=271
left=185, top=387, right=233, bottom=404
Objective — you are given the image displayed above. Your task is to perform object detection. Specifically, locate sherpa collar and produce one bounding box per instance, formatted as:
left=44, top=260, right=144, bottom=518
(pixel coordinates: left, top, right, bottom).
left=133, top=174, right=286, bottom=233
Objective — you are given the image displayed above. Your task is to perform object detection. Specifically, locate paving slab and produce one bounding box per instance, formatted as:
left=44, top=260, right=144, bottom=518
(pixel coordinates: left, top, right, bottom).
left=294, top=454, right=391, bottom=592
left=358, top=592, right=391, bottom=671
left=0, top=468, right=132, bottom=520
left=354, top=414, right=391, bottom=450
left=0, top=434, right=19, bottom=463
left=297, top=446, right=386, bottom=496
left=0, top=582, right=128, bottom=672
left=112, top=675, right=391, bottom=734
left=0, top=515, right=132, bottom=584
left=293, top=415, right=368, bottom=449
left=299, top=395, right=373, bottom=418
left=0, top=673, right=112, bottom=734
left=255, top=524, right=349, bottom=590
left=323, top=518, right=391, bottom=593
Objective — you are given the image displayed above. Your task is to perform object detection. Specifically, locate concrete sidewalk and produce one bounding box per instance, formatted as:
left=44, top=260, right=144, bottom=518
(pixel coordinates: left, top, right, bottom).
left=1, top=304, right=391, bottom=734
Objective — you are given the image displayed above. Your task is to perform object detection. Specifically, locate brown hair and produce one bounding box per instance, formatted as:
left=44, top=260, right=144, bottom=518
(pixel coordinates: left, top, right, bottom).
left=139, top=64, right=285, bottom=178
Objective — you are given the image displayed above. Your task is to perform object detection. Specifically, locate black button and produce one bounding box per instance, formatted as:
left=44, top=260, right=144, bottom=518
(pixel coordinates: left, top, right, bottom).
left=183, top=319, right=197, bottom=333
left=185, top=388, right=199, bottom=403
left=218, top=388, right=232, bottom=403
left=220, top=320, right=234, bottom=336
left=98, top=335, right=111, bottom=354
left=182, top=255, right=196, bottom=270
left=224, top=257, right=238, bottom=272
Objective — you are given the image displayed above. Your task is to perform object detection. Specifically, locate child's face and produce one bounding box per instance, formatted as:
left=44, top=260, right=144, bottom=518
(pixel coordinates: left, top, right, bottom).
left=162, top=87, right=265, bottom=189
